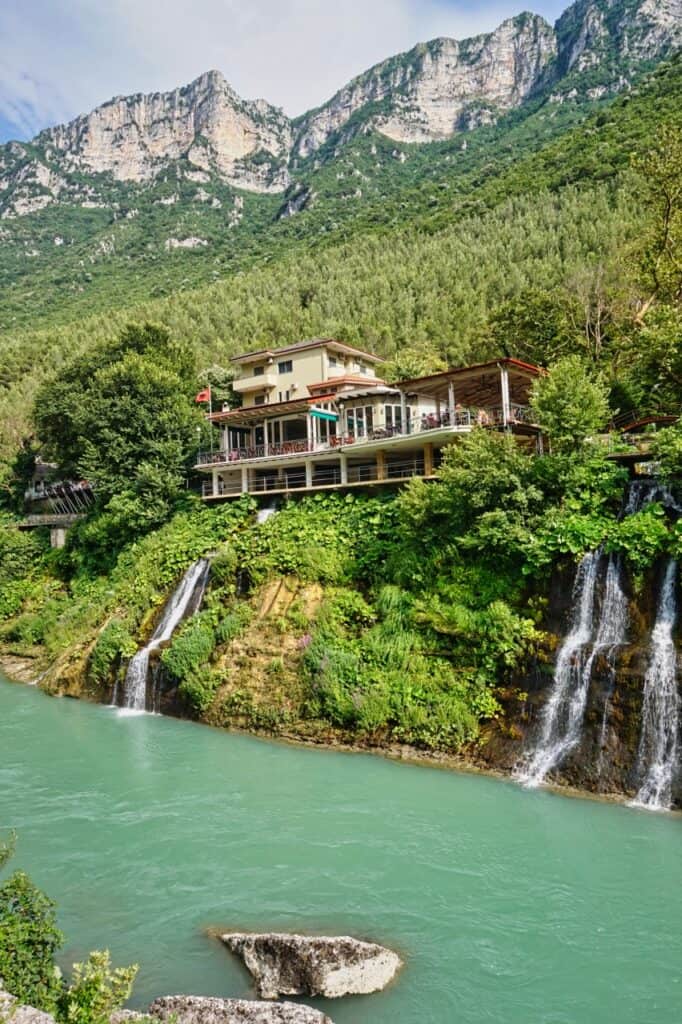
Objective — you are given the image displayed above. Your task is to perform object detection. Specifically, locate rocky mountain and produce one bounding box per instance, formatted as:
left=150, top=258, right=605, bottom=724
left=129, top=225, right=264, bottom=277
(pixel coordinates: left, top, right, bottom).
left=293, top=14, right=557, bottom=156
left=39, top=70, right=292, bottom=192
left=0, top=0, right=678, bottom=333
left=0, top=0, right=678, bottom=221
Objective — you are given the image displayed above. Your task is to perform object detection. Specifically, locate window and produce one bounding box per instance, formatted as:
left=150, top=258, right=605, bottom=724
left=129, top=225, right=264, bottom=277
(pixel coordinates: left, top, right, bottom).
left=355, top=408, right=365, bottom=437
left=253, top=366, right=265, bottom=377
left=254, top=394, right=266, bottom=406
left=385, top=404, right=403, bottom=431
left=329, top=356, right=338, bottom=368
left=278, top=359, right=293, bottom=374
left=278, top=390, right=291, bottom=403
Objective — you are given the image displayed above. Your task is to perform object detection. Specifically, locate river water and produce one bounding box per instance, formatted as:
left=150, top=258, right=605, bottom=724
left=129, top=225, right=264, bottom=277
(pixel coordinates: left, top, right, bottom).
left=1, top=675, right=681, bottom=1024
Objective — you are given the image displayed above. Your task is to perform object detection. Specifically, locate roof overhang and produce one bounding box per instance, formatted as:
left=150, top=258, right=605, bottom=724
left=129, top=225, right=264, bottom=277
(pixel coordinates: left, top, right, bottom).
left=396, top=358, right=544, bottom=405
left=210, top=394, right=336, bottom=426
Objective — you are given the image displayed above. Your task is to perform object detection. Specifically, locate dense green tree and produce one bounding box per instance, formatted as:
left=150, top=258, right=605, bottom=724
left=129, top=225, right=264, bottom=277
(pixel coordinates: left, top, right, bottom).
left=77, top=352, right=199, bottom=503
left=0, top=871, right=64, bottom=1012
left=634, top=123, right=682, bottom=320
left=530, top=355, right=611, bottom=451
left=651, top=423, right=682, bottom=481
left=488, top=288, right=578, bottom=366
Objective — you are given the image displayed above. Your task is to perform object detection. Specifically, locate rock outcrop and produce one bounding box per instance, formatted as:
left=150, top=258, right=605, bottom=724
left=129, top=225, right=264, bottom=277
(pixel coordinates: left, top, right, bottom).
left=39, top=71, right=292, bottom=192
left=0, top=987, right=56, bottom=1024
left=294, top=14, right=557, bottom=156
left=0, top=0, right=680, bottom=218
left=221, top=933, right=402, bottom=1000
left=149, top=995, right=332, bottom=1024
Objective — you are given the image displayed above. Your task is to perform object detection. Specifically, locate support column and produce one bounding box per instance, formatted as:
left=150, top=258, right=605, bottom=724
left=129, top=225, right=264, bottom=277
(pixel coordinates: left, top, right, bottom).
left=448, top=381, right=456, bottom=425
left=212, top=468, right=219, bottom=497
left=500, top=364, right=511, bottom=428
left=339, top=453, right=348, bottom=485
left=263, top=420, right=269, bottom=456
left=305, top=460, right=313, bottom=489
left=306, top=414, right=314, bottom=452
left=376, top=450, right=386, bottom=481
left=241, top=466, right=249, bottom=494
left=423, top=443, right=434, bottom=477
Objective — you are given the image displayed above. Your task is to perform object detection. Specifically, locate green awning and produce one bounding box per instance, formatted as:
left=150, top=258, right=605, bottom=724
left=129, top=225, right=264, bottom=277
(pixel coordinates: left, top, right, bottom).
left=309, top=408, right=339, bottom=421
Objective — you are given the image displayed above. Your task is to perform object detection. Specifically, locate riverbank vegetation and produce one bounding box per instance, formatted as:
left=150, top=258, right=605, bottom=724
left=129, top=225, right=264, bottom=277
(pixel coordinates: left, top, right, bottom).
left=0, top=833, right=138, bottom=1024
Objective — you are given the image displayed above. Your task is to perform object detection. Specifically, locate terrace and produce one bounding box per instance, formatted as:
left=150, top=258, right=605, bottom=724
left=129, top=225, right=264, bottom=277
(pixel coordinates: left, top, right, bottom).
left=195, top=399, right=536, bottom=468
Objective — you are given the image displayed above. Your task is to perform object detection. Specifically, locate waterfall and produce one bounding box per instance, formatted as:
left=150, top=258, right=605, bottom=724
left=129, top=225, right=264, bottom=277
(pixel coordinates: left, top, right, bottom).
left=517, top=551, right=630, bottom=788
left=516, top=551, right=601, bottom=787
left=119, top=559, right=210, bottom=714
left=631, top=560, right=679, bottom=811
left=256, top=499, right=278, bottom=524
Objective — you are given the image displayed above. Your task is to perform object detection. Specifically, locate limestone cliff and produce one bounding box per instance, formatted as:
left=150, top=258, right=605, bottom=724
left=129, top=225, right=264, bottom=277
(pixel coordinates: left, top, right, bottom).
left=294, top=14, right=557, bottom=156
left=38, top=70, right=292, bottom=192
left=0, top=0, right=679, bottom=219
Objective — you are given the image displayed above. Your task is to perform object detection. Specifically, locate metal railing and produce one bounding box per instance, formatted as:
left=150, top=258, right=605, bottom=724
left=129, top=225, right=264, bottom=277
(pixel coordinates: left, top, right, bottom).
left=196, top=404, right=536, bottom=468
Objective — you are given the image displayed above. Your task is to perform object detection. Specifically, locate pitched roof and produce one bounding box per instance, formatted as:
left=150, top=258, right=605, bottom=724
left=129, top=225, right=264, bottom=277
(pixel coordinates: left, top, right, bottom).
left=230, top=338, right=384, bottom=365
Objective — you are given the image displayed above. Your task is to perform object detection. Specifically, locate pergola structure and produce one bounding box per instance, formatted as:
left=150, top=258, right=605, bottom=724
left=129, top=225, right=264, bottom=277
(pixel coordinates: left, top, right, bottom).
left=396, top=358, right=543, bottom=433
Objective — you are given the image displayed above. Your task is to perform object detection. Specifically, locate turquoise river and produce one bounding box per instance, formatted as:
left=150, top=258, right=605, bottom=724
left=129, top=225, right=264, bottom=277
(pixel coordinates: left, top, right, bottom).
left=1, top=674, right=681, bottom=1024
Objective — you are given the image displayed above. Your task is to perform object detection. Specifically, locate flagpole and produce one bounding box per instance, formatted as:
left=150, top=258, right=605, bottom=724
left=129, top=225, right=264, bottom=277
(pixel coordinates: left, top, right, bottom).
left=208, top=384, right=214, bottom=454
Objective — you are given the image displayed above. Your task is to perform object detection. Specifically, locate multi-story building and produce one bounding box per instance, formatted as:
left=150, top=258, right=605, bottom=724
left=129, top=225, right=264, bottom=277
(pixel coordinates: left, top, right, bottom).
left=196, top=338, right=543, bottom=500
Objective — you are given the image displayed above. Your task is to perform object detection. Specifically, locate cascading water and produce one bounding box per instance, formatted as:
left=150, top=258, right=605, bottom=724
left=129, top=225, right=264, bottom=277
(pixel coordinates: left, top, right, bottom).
left=516, top=551, right=601, bottom=787
left=631, top=560, right=680, bottom=811
left=593, top=555, right=630, bottom=779
left=120, top=559, right=210, bottom=713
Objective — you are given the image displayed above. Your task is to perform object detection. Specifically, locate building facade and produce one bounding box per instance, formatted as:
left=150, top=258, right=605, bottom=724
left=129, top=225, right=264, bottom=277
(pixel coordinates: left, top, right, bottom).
left=196, top=339, right=542, bottom=500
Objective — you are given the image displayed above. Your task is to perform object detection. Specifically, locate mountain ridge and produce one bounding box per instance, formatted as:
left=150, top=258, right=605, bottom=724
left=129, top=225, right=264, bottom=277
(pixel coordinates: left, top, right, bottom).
left=1, top=0, right=679, bottom=216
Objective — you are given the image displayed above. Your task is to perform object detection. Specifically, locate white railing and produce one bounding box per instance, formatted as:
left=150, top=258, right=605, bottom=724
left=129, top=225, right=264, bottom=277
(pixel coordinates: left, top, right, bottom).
left=196, top=405, right=536, bottom=468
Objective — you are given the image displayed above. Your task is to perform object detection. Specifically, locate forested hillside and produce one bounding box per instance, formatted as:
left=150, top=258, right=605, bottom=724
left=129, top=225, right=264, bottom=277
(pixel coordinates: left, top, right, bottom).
left=1, top=56, right=680, bottom=478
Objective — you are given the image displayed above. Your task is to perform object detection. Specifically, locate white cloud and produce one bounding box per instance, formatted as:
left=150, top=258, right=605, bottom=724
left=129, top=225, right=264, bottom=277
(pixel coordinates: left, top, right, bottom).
left=0, top=0, right=558, bottom=140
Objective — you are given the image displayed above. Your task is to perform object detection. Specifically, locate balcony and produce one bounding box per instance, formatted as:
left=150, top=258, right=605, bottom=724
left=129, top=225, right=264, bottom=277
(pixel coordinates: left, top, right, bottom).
left=195, top=404, right=535, bottom=468
left=232, top=371, right=277, bottom=393
left=201, top=455, right=429, bottom=499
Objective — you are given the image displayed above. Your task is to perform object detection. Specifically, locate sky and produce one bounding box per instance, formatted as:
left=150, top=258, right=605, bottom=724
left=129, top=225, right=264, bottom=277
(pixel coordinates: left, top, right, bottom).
left=0, top=0, right=569, bottom=143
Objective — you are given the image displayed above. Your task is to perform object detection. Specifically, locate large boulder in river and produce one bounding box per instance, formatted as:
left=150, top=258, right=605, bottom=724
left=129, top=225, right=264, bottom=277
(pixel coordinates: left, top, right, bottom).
left=149, top=995, right=332, bottom=1024
left=220, top=933, right=402, bottom=999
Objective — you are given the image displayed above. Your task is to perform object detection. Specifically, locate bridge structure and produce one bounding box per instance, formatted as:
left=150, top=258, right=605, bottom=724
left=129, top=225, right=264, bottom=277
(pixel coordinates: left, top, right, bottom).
left=17, top=513, right=86, bottom=548
left=606, top=409, right=679, bottom=471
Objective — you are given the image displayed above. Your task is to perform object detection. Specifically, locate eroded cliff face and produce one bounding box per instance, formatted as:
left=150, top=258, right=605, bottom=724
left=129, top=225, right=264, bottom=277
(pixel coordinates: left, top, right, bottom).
left=0, top=0, right=678, bottom=219
left=294, top=15, right=557, bottom=156
left=38, top=70, right=292, bottom=192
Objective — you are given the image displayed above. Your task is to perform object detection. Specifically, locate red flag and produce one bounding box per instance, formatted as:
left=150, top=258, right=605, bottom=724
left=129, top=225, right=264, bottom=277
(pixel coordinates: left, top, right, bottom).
left=195, top=387, right=211, bottom=404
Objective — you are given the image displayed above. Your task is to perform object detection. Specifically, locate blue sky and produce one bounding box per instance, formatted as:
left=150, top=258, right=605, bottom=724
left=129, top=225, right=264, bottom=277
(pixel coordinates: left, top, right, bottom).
left=0, top=0, right=569, bottom=143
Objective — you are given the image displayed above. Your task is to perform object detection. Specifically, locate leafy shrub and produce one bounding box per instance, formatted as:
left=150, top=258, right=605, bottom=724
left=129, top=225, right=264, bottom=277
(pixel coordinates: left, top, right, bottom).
left=178, top=668, right=221, bottom=714
left=215, top=605, right=252, bottom=645
left=58, top=950, right=137, bottom=1024
left=607, top=504, right=672, bottom=571
left=0, top=871, right=64, bottom=1013
left=161, top=611, right=216, bottom=684
left=89, top=621, right=136, bottom=685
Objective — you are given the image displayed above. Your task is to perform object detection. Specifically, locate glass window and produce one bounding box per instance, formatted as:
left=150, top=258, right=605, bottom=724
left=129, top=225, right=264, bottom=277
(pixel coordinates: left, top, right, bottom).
left=366, top=406, right=374, bottom=432
left=253, top=366, right=265, bottom=376
left=254, top=395, right=266, bottom=406
left=355, top=408, right=365, bottom=437
left=384, top=405, right=402, bottom=430
left=278, top=360, right=293, bottom=374
left=347, top=411, right=355, bottom=434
